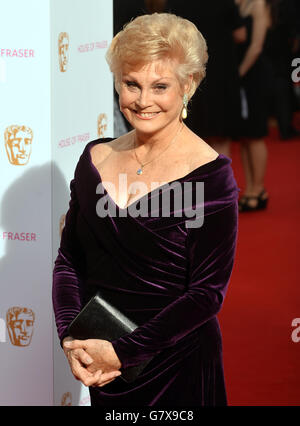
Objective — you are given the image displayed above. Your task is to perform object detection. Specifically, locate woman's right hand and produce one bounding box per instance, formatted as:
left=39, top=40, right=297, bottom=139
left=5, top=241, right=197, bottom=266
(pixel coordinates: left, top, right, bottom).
left=62, top=336, right=121, bottom=387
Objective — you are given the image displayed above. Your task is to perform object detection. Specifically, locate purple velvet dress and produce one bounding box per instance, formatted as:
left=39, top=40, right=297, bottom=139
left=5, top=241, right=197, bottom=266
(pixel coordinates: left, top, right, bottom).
left=52, top=138, right=239, bottom=407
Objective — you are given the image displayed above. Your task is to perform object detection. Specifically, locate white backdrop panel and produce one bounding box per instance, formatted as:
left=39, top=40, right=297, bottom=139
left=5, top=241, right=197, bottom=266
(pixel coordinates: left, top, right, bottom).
left=51, top=0, right=113, bottom=407
left=0, top=0, right=113, bottom=406
left=0, top=0, right=52, bottom=406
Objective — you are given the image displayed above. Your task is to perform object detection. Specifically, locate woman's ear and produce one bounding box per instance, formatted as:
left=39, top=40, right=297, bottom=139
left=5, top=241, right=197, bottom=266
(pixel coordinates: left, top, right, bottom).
left=183, top=75, right=193, bottom=98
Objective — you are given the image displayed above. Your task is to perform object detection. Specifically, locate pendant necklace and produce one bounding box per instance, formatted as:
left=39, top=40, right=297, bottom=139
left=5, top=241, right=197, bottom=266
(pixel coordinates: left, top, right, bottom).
left=133, top=124, right=184, bottom=175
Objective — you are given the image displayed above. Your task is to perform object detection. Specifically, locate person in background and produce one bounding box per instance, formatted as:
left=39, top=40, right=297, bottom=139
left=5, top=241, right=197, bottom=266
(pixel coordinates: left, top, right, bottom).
left=166, top=0, right=246, bottom=158
left=264, top=0, right=300, bottom=140
left=235, top=0, right=274, bottom=212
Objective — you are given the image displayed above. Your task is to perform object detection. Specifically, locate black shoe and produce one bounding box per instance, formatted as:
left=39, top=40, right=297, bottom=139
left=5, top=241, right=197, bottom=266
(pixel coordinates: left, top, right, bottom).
left=239, top=189, right=269, bottom=212
left=238, top=195, right=248, bottom=208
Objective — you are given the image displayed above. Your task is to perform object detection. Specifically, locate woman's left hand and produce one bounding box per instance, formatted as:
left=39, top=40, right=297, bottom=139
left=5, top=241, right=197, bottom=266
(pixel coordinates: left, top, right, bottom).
left=63, top=339, right=122, bottom=387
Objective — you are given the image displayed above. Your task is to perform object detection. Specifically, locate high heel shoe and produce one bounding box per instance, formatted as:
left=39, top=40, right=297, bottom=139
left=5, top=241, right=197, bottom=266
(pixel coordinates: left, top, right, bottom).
left=238, top=195, right=248, bottom=207
left=238, top=189, right=269, bottom=212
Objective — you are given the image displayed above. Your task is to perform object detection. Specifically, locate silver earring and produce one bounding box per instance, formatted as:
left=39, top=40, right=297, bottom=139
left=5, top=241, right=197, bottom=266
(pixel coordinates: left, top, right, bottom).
left=182, top=94, right=188, bottom=120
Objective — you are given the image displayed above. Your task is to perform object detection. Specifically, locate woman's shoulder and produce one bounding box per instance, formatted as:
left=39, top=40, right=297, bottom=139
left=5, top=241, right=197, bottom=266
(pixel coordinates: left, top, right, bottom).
left=184, top=131, right=239, bottom=208
left=183, top=130, right=222, bottom=174
left=72, top=137, right=113, bottom=179
left=89, top=138, right=114, bottom=169
left=88, top=132, right=133, bottom=165
left=74, top=133, right=133, bottom=179
left=79, top=133, right=124, bottom=160
left=189, top=140, right=219, bottom=172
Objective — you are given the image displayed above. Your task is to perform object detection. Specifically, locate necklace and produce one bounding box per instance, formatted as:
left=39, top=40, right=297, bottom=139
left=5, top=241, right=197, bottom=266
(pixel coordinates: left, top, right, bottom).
left=133, top=124, right=184, bottom=175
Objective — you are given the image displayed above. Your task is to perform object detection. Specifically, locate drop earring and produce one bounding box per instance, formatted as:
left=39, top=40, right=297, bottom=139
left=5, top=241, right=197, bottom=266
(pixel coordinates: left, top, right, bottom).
left=182, top=94, right=188, bottom=120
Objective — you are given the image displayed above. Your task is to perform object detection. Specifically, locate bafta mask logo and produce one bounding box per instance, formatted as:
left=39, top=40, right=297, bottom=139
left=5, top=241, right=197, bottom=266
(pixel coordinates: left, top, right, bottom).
left=97, top=113, right=107, bottom=138
left=58, top=32, right=69, bottom=72
left=6, top=307, right=35, bottom=347
left=4, top=125, right=33, bottom=166
left=61, top=392, right=72, bottom=406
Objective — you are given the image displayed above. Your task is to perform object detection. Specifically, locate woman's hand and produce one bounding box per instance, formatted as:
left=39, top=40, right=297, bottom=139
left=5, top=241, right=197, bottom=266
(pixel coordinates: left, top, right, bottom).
left=63, top=337, right=122, bottom=387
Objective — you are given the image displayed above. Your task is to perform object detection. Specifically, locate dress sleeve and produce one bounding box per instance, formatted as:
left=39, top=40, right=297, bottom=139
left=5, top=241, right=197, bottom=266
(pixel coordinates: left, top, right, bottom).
left=111, top=201, right=239, bottom=368
left=52, top=179, right=85, bottom=346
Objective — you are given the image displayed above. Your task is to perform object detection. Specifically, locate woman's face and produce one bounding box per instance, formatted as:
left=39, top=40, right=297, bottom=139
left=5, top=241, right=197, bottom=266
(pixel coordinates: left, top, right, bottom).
left=119, top=60, right=187, bottom=136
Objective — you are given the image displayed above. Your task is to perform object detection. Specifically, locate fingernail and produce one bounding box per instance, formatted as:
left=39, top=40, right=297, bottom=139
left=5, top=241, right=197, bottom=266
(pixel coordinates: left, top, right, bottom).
left=86, top=357, right=93, bottom=364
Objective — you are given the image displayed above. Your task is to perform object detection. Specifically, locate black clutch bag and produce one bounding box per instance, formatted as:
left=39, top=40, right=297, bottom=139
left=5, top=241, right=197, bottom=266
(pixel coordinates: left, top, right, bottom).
left=67, top=291, right=152, bottom=383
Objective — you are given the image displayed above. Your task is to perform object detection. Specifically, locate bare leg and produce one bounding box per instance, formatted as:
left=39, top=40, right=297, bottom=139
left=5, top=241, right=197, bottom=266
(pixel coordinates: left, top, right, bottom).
left=240, top=142, right=254, bottom=195
left=242, top=138, right=268, bottom=208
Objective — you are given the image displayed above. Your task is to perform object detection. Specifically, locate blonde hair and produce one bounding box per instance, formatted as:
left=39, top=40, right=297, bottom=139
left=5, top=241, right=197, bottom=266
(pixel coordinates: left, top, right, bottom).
left=106, top=13, right=208, bottom=98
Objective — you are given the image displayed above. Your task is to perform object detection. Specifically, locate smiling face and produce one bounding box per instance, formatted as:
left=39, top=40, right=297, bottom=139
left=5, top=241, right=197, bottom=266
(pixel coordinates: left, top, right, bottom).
left=119, top=60, right=188, bottom=137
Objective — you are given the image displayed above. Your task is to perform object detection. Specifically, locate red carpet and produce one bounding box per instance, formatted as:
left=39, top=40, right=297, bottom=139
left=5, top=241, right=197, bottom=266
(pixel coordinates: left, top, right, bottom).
left=219, top=115, right=300, bottom=406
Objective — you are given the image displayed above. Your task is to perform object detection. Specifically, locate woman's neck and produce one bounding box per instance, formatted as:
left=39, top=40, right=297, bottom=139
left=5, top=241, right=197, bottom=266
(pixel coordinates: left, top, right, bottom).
left=134, top=121, right=184, bottom=156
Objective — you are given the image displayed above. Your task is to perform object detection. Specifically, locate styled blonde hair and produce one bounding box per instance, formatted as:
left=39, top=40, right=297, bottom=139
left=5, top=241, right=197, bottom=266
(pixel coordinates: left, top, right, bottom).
left=106, top=13, right=208, bottom=99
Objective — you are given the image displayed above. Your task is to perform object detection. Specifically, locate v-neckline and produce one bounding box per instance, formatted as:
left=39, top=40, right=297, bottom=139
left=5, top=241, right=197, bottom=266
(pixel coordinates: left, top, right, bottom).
left=87, top=139, right=222, bottom=211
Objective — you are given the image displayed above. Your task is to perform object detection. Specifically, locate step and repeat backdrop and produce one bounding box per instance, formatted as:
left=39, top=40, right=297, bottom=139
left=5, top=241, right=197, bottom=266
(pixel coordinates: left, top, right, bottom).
left=0, top=0, right=113, bottom=406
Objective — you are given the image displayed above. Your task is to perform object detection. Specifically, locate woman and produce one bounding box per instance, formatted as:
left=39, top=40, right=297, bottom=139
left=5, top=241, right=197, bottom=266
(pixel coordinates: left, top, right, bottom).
left=235, top=0, right=273, bottom=211
left=53, top=13, right=239, bottom=406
